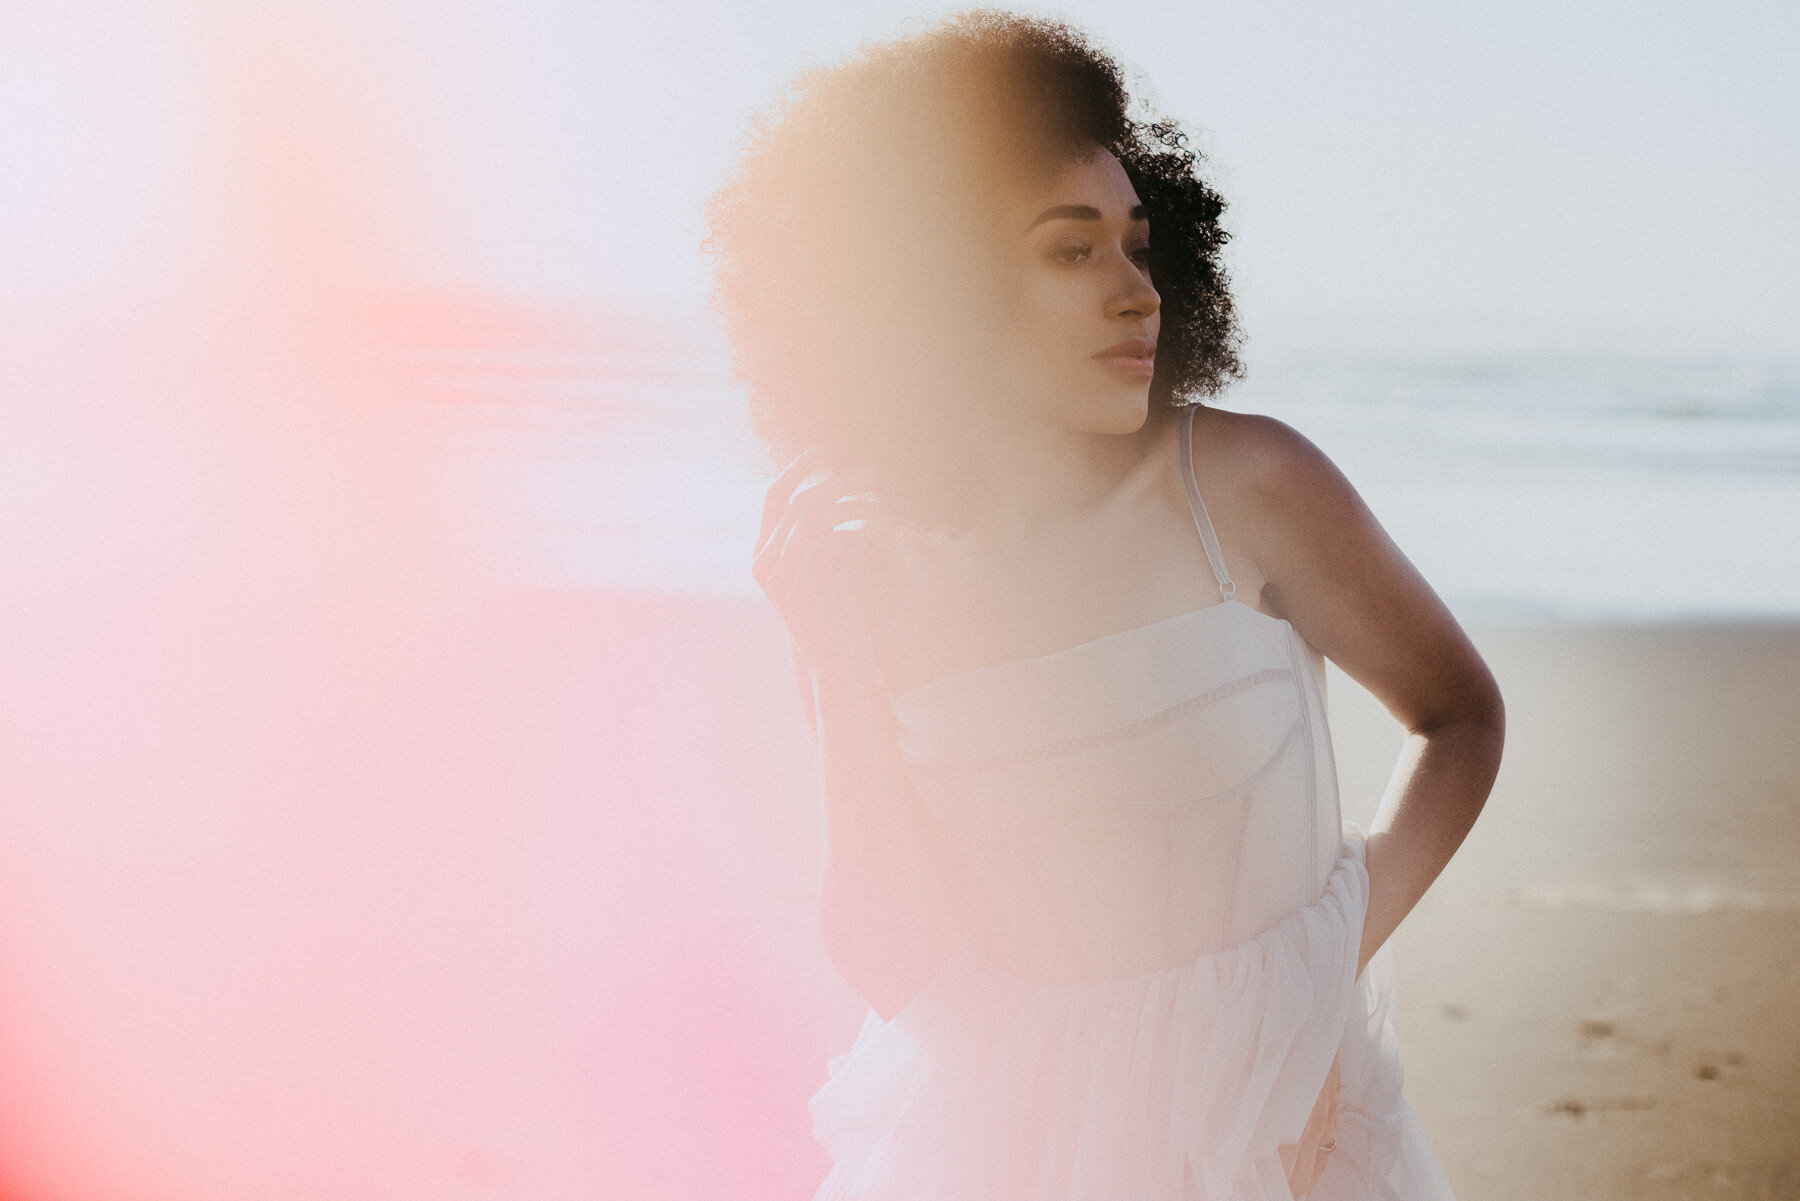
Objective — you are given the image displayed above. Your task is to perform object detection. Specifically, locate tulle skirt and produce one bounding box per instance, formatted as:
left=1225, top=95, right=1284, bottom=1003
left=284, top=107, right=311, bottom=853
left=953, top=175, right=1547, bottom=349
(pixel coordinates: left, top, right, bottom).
left=809, top=825, right=1456, bottom=1200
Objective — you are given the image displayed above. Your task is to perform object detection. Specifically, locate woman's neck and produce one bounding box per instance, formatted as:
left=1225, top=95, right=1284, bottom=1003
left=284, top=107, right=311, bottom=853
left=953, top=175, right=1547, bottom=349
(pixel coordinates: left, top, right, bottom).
left=940, top=406, right=1169, bottom=543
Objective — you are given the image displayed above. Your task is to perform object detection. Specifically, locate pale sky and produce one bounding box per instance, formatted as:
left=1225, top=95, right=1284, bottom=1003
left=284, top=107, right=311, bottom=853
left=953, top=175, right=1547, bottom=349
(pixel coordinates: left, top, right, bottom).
left=7, top=0, right=1798, bottom=356
left=393, top=0, right=1800, bottom=357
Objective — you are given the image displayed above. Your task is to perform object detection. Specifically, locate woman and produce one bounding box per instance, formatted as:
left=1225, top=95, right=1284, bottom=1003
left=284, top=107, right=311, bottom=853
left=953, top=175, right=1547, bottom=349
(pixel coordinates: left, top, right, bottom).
left=705, top=11, right=1504, bottom=1199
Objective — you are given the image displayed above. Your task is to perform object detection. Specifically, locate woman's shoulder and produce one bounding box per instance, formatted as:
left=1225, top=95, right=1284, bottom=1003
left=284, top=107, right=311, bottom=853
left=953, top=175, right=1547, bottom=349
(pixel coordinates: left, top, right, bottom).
left=1183, top=402, right=1382, bottom=616
left=1187, top=403, right=1351, bottom=514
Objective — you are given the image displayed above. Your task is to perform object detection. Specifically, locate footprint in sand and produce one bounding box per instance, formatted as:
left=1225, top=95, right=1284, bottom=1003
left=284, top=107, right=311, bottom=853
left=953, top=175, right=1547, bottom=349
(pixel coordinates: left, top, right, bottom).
left=1693, top=1049, right=1747, bottom=1080
left=1576, top=1017, right=1671, bottom=1059
left=1540, top=1095, right=1656, bottom=1121
left=1577, top=1018, right=1634, bottom=1057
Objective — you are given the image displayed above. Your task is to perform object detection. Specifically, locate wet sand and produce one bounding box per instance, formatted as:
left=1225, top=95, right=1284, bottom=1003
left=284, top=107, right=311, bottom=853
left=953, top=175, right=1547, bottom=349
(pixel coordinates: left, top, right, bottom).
left=631, top=594, right=1800, bottom=1199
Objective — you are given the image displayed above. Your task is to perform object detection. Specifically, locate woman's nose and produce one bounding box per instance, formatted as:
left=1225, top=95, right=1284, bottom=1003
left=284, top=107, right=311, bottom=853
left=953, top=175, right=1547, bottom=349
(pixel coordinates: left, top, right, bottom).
left=1111, top=256, right=1159, bottom=320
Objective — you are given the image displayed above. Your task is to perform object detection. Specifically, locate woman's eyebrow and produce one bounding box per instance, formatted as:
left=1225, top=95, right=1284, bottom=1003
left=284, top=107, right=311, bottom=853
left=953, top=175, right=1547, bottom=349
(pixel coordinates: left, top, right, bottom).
left=1025, top=203, right=1148, bottom=230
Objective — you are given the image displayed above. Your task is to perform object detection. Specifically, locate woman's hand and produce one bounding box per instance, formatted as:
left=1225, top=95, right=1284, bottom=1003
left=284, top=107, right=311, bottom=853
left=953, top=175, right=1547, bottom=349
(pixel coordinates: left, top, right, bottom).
left=1279, top=1054, right=1341, bottom=1198
left=753, top=449, right=889, bottom=710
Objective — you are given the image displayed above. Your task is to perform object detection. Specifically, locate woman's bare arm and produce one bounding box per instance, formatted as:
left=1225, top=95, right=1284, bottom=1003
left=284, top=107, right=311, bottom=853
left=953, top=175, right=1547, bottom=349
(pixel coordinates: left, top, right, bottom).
left=1217, top=411, right=1506, bottom=975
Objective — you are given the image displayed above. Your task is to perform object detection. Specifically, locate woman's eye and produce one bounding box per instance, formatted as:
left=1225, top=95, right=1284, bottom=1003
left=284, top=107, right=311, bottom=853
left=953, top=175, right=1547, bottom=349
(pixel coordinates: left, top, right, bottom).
left=1044, top=242, right=1150, bottom=266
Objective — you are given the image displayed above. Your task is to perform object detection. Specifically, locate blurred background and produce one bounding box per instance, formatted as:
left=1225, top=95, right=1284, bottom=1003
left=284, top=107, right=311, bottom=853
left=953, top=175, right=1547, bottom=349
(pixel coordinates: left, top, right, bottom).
left=2, top=1, right=1796, bottom=1198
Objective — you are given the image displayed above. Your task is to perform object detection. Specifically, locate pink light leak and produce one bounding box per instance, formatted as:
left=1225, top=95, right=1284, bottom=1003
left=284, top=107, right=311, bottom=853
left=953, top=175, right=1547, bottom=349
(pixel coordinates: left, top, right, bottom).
left=0, top=4, right=854, bottom=1198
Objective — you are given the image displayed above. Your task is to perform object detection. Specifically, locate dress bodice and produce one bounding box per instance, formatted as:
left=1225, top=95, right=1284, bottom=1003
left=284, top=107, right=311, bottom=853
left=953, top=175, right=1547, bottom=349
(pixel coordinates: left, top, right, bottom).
left=886, top=408, right=1344, bottom=983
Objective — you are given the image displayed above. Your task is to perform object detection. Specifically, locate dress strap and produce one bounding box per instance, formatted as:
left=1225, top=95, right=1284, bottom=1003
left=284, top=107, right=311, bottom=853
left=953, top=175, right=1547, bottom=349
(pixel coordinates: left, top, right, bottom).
left=1178, top=405, right=1237, bottom=603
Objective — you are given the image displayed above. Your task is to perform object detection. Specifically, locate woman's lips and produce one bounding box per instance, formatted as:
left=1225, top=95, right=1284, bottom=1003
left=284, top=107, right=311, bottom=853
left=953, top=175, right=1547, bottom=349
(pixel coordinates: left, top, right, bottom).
left=1093, top=338, right=1156, bottom=378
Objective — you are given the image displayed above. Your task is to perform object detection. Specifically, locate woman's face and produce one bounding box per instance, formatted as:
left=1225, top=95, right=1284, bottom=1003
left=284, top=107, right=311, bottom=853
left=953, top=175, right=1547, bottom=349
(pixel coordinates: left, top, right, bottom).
left=988, top=145, right=1162, bottom=435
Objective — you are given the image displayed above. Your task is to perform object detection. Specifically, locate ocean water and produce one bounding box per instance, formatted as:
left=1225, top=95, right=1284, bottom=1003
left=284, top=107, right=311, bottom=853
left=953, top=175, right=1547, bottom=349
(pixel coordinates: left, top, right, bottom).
left=423, top=340, right=1800, bottom=623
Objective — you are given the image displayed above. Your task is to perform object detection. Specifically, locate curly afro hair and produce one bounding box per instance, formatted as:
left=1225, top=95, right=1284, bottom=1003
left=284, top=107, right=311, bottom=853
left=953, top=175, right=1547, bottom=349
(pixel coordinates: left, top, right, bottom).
left=702, top=8, right=1244, bottom=483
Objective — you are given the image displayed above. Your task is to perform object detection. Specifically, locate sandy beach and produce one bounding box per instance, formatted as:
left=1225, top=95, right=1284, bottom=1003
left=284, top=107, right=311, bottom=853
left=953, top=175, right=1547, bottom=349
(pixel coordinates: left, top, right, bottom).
left=1332, top=620, right=1800, bottom=1199
left=622, top=593, right=1800, bottom=1199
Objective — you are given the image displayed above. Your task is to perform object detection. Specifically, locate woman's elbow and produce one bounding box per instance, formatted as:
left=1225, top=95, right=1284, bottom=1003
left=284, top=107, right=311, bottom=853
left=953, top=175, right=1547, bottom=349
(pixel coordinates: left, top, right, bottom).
left=1414, top=667, right=1506, bottom=753
left=1469, top=673, right=1507, bottom=763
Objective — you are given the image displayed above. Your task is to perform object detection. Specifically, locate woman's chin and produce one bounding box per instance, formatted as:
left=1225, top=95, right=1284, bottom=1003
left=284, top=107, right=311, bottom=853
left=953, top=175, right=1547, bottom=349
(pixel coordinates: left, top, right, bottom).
left=1088, top=387, right=1152, bottom=434
left=1011, top=379, right=1151, bottom=435
left=1081, top=364, right=1155, bottom=424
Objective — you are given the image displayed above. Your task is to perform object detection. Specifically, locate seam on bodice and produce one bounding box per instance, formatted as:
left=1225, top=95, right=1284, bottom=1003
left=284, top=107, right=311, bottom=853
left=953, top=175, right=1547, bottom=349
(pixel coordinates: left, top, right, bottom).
left=904, top=665, right=1298, bottom=776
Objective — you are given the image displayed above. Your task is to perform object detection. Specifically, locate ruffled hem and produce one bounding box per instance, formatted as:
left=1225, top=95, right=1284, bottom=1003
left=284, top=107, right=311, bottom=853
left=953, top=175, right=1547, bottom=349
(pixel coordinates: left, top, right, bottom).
left=808, top=823, right=1449, bottom=1201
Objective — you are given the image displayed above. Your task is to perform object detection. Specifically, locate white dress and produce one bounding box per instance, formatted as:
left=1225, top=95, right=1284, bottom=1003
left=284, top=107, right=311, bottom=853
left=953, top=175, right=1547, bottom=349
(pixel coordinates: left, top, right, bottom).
left=809, top=404, right=1456, bottom=1200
